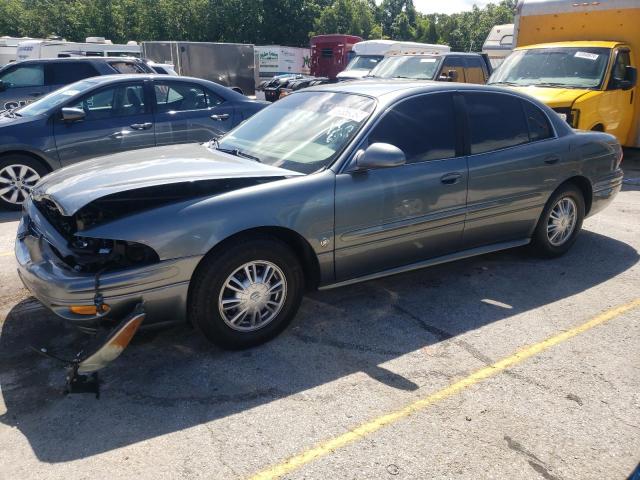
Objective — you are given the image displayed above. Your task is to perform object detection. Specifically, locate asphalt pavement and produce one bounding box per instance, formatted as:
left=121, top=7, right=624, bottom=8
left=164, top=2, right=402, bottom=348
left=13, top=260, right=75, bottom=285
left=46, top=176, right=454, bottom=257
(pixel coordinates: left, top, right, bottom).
left=0, top=157, right=638, bottom=480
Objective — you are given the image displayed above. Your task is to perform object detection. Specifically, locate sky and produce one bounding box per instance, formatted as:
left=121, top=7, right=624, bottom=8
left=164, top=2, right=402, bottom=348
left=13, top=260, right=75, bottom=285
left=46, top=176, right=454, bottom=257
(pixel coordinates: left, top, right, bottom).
left=413, top=0, right=490, bottom=15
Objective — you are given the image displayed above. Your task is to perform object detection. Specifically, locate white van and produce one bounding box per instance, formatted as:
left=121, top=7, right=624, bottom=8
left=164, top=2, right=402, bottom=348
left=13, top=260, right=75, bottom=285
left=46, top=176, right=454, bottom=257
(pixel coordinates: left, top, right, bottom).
left=337, top=40, right=450, bottom=80
left=0, top=36, right=41, bottom=66
left=16, top=37, right=140, bottom=61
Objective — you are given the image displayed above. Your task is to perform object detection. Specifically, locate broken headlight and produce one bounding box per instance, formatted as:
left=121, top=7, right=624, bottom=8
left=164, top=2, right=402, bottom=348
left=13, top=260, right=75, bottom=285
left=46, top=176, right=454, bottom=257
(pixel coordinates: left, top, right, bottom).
left=67, top=237, right=159, bottom=272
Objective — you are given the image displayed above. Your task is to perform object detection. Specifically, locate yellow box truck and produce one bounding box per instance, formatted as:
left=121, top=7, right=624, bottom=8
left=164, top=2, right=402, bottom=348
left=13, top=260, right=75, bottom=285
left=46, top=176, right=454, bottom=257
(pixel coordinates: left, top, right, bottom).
left=489, top=0, right=640, bottom=147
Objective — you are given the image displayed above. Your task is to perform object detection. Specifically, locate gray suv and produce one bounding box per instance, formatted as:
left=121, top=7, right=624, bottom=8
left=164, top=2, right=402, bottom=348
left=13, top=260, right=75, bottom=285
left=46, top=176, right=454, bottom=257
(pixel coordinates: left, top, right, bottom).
left=0, top=74, right=267, bottom=208
left=0, top=57, right=154, bottom=111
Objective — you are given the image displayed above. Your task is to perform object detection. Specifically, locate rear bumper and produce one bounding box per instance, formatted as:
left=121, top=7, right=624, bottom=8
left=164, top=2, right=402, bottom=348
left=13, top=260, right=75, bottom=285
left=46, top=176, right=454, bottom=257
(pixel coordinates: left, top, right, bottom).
left=15, top=210, right=200, bottom=330
left=588, top=168, right=624, bottom=217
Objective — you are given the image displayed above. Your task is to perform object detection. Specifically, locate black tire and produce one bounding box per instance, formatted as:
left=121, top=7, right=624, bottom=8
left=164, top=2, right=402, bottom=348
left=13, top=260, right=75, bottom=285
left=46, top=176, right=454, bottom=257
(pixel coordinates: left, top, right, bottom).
left=0, top=154, right=49, bottom=210
left=530, top=183, right=585, bottom=258
left=188, top=236, right=304, bottom=349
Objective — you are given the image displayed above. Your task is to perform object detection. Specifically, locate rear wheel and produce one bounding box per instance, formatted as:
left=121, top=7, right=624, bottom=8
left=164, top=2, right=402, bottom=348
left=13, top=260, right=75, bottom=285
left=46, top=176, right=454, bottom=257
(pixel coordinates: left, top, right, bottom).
left=188, top=237, right=304, bottom=349
left=0, top=155, right=48, bottom=210
left=530, top=184, right=585, bottom=257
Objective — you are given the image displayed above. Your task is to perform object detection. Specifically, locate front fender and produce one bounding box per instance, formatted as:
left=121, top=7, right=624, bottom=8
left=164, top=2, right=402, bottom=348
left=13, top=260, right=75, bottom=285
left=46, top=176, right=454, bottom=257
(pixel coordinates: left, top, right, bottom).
left=79, top=170, right=336, bottom=262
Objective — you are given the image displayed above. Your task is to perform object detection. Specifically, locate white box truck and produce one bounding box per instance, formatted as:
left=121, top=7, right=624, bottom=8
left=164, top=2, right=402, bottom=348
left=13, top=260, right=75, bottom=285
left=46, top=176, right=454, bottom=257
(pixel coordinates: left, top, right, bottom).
left=255, top=45, right=310, bottom=80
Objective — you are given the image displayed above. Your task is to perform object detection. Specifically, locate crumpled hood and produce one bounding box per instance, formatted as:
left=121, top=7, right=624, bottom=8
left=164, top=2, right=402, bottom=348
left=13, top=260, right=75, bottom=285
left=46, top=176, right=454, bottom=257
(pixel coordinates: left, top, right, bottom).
left=504, top=85, right=592, bottom=108
left=32, top=143, right=302, bottom=215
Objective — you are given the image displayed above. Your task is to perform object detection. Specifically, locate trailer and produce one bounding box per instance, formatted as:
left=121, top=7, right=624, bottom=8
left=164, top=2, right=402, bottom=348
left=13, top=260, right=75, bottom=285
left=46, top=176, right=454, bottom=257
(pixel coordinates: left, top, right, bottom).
left=482, top=24, right=514, bottom=69
left=255, top=45, right=310, bottom=80
left=142, top=41, right=256, bottom=95
left=16, top=37, right=140, bottom=61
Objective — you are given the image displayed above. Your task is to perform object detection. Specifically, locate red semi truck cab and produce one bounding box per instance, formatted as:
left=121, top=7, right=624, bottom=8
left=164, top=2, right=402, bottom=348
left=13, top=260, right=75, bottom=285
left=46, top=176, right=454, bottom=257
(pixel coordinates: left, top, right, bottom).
left=310, top=34, right=362, bottom=80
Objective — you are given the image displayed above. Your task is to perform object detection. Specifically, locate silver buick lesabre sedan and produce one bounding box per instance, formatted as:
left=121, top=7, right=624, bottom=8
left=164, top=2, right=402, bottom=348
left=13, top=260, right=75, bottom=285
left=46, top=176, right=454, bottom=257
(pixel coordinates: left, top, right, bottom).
left=15, top=81, right=623, bottom=373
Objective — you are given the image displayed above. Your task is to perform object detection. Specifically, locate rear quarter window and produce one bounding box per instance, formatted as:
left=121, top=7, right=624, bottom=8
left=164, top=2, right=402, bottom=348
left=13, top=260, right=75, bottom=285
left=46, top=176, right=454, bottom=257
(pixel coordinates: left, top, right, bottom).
left=465, top=92, right=529, bottom=154
left=523, top=100, right=553, bottom=142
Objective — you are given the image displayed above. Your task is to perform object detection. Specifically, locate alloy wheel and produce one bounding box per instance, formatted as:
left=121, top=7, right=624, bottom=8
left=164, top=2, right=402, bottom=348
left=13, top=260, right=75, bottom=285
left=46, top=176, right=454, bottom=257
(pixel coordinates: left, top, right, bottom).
left=0, top=164, right=41, bottom=205
left=218, top=260, right=287, bottom=332
left=547, top=197, right=577, bottom=246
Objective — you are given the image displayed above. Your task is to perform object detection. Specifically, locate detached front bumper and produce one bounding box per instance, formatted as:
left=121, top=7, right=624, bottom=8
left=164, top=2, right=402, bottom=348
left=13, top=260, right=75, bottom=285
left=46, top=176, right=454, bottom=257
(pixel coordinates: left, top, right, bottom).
left=15, top=203, right=200, bottom=331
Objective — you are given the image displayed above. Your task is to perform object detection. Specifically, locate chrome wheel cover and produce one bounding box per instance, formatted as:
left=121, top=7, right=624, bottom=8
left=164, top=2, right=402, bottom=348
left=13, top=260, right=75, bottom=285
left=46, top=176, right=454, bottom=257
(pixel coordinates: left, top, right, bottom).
left=218, top=260, right=287, bottom=332
left=547, top=197, right=577, bottom=246
left=0, top=164, right=40, bottom=205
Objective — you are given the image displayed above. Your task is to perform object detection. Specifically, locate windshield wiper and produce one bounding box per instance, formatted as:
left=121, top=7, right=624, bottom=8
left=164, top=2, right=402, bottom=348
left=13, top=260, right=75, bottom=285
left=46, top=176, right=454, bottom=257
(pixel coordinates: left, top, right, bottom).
left=533, top=82, right=583, bottom=89
left=209, top=138, right=262, bottom=163
left=489, top=81, right=519, bottom=86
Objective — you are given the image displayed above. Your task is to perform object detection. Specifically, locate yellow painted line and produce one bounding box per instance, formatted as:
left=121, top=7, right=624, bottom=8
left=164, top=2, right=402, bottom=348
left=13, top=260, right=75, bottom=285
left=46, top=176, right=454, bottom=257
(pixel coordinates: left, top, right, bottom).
left=0, top=251, right=13, bottom=257
left=249, top=298, right=640, bottom=480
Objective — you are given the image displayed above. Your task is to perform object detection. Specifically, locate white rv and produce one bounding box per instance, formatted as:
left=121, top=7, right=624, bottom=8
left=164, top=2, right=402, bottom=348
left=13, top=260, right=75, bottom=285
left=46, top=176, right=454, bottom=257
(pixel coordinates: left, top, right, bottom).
left=0, top=36, right=40, bottom=66
left=337, top=40, right=450, bottom=80
left=16, top=37, right=140, bottom=61
left=482, top=24, right=514, bottom=69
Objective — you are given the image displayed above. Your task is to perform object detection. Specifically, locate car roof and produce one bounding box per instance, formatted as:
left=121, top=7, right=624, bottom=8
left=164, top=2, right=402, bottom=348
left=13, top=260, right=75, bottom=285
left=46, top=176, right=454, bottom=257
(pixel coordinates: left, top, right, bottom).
left=302, top=79, right=543, bottom=106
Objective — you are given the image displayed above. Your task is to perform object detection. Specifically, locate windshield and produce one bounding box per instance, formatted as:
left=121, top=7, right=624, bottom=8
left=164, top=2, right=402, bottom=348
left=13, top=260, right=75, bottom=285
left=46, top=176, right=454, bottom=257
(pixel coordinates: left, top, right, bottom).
left=216, top=92, right=375, bottom=174
left=345, top=55, right=384, bottom=72
left=369, top=55, right=441, bottom=80
left=490, top=47, right=611, bottom=89
left=17, top=79, right=96, bottom=116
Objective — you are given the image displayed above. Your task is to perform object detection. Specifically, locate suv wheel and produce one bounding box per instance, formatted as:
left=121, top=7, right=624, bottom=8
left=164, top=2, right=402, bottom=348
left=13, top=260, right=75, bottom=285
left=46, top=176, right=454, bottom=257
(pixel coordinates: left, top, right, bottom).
left=0, top=155, right=47, bottom=209
left=189, top=236, right=304, bottom=349
left=531, top=184, right=585, bottom=257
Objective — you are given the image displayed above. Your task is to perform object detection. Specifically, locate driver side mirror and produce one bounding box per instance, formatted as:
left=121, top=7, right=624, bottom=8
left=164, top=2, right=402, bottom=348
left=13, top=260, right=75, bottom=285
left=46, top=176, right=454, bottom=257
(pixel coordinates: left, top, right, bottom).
left=61, top=107, right=85, bottom=122
left=0, top=80, right=6, bottom=92
left=612, top=66, right=637, bottom=91
left=354, top=143, right=406, bottom=171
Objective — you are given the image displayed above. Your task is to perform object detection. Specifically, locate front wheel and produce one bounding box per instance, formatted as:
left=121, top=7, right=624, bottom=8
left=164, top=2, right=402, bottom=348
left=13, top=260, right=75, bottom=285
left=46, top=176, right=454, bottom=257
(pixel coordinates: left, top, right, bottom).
left=530, top=184, right=585, bottom=257
left=188, top=237, right=304, bottom=349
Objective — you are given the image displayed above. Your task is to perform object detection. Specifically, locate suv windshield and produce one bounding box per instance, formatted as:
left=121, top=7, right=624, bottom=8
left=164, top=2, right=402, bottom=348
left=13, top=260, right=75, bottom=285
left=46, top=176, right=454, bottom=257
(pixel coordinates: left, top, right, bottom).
left=345, top=55, right=384, bottom=72
left=369, top=55, right=442, bottom=80
left=215, top=91, right=375, bottom=174
left=17, top=79, right=96, bottom=117
left=490, top=47, right=611, bottom=89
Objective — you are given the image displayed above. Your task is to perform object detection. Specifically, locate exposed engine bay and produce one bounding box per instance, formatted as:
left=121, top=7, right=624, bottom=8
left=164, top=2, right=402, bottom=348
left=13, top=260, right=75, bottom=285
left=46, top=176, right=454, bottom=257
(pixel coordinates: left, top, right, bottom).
left=31, top=177, right=284, bottom=273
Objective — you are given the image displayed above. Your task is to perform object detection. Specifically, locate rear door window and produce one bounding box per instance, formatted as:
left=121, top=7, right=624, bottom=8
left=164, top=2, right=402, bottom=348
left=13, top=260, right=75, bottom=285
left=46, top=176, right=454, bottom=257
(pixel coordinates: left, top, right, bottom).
left=109, top=61, right=148, bottom=74
left=465, top=92, right=529, bottom=154
left=0, top=64, right=44, bottom=87
left=154, top=82, right=221, bottom=112
left=368, top=92, right=457, bottom=163
left=47, top=62, right=99, bottom=86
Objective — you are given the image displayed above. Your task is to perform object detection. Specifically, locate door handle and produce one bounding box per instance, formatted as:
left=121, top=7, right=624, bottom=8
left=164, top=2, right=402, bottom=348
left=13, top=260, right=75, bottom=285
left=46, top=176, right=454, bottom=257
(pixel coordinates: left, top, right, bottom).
left=28, top=92, right=43, bottom=97
left=210, top=113, right=230, bottom=121
left=544, top=156, right=560, bottom=165
left=130, top=122, right=153, bottom=130
left=440, top=172, right=462, bottom=185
